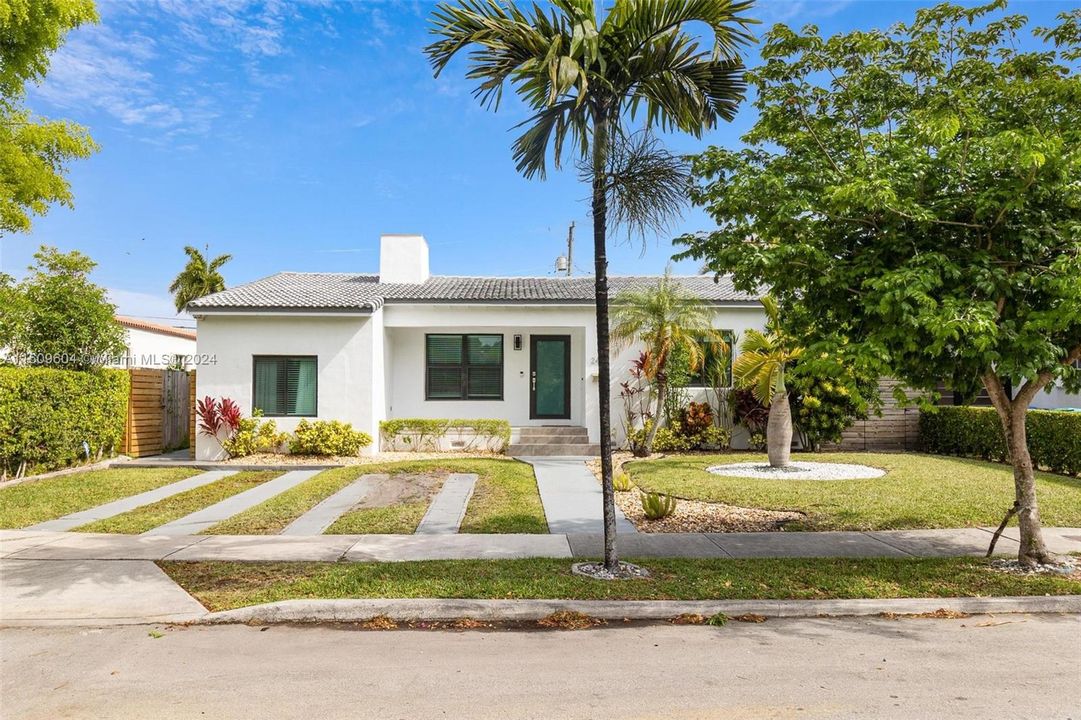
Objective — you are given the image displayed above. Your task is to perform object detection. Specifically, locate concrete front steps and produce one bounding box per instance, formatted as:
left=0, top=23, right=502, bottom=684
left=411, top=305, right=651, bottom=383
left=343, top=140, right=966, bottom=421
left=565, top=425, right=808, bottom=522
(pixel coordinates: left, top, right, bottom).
left=508, top=426, right=599, bottom=457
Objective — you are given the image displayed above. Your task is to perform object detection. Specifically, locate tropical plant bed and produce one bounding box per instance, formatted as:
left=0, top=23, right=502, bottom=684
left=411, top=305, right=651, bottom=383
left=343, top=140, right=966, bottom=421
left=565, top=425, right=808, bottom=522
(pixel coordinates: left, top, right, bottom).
left=614, top=487, right=804, bottom=533
left=160, top=557, right=1081, bottom=612
left=216, top=451, right=502, bottom=465
left=626, top=452, right=1081, bottom=531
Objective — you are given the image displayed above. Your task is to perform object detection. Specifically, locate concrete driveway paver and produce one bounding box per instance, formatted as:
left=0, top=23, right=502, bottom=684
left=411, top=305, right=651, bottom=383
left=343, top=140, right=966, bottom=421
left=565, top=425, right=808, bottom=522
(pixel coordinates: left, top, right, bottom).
left=343, top=533, right=573, bottom=562
left=707, top=530, right=912, bottom=558
left=416, top=473, right=477, bottom=534
left=567, top=532, right=731, bottom=558
left=0, top=531, right=72, bottom=557
left=145, top=470, right=321, bottom=536
left=27, top=470, right=239, bottom=532
left=524, top=457, right=636, bottom=535
left=281, top=474, right=384, bottom=536
left=0, top=559, right=206, bottom=626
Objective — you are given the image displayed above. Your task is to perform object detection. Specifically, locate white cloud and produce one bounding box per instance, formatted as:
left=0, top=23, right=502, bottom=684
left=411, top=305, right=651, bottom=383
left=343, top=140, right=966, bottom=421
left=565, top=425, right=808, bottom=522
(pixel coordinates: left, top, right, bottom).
left=757, top=0, right=855, bottom=24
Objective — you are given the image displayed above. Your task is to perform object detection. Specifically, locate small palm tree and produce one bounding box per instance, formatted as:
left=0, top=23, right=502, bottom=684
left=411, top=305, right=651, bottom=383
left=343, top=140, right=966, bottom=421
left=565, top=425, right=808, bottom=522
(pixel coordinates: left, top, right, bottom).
left=169, top=245, right=232, bottom=312
left=427, top=0, right=755, bottom=573
left=612, top=272, right=725, bottom=456
left=733, top=295, right=803, bottom=467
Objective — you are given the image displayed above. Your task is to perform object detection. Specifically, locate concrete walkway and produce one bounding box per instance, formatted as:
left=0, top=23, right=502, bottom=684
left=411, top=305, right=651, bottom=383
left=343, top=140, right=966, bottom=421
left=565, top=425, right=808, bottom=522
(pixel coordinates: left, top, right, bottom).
left=416, top=473, right=477, bottom=534
left=144, top=470, right=320, bottom=536
left=282, top=474, right=383, bottom=536
left=5, top=526, right=1079, bottom=563
left=524, top=458, right=637, bottom=535
left=29, top=470, right=238, bottom=532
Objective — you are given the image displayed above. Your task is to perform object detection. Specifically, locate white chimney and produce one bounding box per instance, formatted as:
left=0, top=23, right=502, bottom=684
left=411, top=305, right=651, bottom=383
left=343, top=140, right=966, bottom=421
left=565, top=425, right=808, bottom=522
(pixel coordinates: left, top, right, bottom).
left=379, top=234, right=429, bottom=284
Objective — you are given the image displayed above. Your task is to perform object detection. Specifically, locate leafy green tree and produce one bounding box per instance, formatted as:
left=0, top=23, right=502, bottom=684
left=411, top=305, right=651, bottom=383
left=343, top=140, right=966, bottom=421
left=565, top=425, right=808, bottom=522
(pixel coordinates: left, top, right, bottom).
left=1, top=0, right=99, bottom=236
left=169, top=245, right=232, bottom=312
left=426, top=0, right=755, bottom=571
left=676, top=2, right=1081, bottom=564
left=732, top=296, right=803, bottom=467
left=611, top=271, right=725, bottom=456
left=2, top=246, right=125, bottom=370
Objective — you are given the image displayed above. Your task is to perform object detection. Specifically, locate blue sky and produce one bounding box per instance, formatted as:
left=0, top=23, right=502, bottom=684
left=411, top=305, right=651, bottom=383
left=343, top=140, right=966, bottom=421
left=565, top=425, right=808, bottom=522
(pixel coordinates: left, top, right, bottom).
left=3, top=0, right=1070, bottom=327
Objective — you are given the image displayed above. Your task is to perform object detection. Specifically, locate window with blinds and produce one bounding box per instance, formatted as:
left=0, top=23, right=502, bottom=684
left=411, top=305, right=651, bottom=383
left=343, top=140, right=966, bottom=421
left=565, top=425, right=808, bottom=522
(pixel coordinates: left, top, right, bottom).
left=425, top=334, right=503, bottom=400
left=252, top=356, right=318, bottom=416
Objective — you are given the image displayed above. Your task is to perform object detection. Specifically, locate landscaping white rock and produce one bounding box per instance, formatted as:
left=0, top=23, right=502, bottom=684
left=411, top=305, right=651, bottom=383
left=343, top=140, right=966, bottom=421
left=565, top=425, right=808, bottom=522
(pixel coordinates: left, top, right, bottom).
left=706, top=461, right=886, bottom=481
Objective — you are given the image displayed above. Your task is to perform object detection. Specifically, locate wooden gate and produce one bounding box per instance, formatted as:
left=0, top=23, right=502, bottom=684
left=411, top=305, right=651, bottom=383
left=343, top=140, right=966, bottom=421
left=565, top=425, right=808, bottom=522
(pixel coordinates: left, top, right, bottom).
left=121, top=369, right=192, bottom=458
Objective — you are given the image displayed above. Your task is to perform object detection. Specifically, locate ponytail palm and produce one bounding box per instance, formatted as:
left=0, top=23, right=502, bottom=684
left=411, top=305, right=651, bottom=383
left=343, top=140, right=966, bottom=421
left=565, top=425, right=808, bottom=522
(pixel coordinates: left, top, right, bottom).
left=733, top=296, right=803, bottom=467
left=612, top=272, right=725, bottom=456
left=426, top=0, right=755, bottom=572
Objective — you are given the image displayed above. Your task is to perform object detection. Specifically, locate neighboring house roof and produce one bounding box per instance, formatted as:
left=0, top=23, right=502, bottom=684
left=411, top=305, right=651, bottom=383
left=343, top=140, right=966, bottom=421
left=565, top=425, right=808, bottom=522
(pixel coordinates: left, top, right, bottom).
left=187, top=273, right=760, bottom=313
left=116, top=315, right=197, bottom=340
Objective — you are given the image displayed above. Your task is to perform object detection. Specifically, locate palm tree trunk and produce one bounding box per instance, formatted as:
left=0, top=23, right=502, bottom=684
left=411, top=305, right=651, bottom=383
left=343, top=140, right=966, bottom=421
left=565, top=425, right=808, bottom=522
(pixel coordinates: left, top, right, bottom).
left=766, top=391, right=792, bottom=467
left=592, top=109, right=618, bottom=572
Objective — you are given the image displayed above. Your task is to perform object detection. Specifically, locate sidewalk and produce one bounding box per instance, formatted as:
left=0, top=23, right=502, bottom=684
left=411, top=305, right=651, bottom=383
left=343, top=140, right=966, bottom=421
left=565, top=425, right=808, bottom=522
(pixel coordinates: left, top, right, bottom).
left=4, top=526, right=1081, bottom=563
left=4, top=527, right=1079, bottom=626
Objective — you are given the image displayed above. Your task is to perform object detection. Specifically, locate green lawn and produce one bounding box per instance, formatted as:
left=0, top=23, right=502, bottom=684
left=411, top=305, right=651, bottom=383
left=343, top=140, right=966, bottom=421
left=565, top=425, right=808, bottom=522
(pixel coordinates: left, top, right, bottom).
left=628, top=452, right=1081, bottom=530
left=204, top=459, right=546, bottom=535
left=0, top=468, right=200, bottom=528
left=75, top=471, right=281, bottom=534
left=326, top=502, right=431, bottom=534
left=160, top=557, right=1081, bottom=612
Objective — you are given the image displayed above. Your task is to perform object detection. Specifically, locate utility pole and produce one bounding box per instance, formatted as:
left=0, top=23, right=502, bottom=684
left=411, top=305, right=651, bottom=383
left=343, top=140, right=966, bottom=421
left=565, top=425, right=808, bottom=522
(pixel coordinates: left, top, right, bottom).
left=565, top=221, right=574, bottom=277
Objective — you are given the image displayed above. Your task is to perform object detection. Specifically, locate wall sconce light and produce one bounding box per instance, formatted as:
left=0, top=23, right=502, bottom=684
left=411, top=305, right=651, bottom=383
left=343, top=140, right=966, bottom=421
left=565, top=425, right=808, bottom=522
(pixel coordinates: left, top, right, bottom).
left=513, top=334, right=523, bottom=351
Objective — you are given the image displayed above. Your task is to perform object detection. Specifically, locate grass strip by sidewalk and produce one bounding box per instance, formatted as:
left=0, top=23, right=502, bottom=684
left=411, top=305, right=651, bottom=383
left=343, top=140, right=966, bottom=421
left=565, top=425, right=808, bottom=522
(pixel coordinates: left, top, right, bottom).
left=74, top=471, right=281, bottom=534
left=201, top=459, right=546, bottom=535
left=326, top=502, right=431, bottom=534
left=159, top=557, right=1081, bottom=612
left=628, top=452, right=1081, bottom=531
left=0, top=468, right=200, bottom=529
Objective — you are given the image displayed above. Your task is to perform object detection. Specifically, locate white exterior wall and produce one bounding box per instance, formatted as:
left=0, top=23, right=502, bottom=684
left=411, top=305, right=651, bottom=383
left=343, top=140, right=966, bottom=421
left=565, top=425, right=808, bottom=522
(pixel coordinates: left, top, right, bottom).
left=118, top=328, right=197, bottom=369
left=1030, top=384, right=1081, bottom=411
left=195, top=302, right=766, bottom=456
left=194, top=314, right=376, bottom=460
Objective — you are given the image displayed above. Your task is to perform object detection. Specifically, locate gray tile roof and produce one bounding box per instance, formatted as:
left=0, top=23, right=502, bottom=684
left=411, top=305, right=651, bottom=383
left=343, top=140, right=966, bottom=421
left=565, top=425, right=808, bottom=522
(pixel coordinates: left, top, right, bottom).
left=187, top=272, right=759, bottom=311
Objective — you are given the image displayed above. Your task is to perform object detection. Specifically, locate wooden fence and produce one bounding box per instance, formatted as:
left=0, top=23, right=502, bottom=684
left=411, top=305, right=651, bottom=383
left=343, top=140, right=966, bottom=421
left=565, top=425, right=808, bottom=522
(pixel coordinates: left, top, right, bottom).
left=121, top=368, right=192, bottom=458
left=824, top=379, right=920, bottom=451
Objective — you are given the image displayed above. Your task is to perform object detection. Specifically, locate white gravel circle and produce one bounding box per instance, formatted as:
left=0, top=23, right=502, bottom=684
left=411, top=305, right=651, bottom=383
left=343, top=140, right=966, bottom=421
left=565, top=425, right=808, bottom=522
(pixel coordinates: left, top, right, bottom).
left=706, top=461, right=886, bottom=480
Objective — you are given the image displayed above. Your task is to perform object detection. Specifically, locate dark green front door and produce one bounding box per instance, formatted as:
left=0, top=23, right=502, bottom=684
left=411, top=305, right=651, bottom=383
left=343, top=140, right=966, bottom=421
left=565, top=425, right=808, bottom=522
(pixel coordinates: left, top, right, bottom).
left=530, top=335, right=570, bottom=419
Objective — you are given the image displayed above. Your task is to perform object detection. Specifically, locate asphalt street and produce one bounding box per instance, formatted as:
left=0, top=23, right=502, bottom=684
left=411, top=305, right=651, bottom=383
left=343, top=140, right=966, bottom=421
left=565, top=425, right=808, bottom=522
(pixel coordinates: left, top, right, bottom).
left=3, top=614, right=1079, bottom=719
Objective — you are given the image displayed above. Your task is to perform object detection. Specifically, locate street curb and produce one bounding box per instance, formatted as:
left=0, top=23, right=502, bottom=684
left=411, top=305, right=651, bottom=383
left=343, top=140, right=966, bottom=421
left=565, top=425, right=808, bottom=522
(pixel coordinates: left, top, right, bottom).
left=197, top=595, right=1081, bottom=624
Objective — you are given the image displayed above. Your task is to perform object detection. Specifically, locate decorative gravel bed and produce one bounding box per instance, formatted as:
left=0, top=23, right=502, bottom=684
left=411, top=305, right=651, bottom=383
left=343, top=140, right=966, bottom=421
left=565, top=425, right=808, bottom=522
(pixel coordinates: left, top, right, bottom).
left=587, top=455, right=805, bottom=533
left=706, top=461, right=887, bottom=481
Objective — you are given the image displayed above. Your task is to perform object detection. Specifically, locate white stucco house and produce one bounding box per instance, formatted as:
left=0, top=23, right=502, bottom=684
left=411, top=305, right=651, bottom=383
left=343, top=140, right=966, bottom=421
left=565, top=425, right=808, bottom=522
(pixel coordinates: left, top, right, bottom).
left=114, top=316, right=197, bottom=369
left=187, top=234, right=765, bottom=459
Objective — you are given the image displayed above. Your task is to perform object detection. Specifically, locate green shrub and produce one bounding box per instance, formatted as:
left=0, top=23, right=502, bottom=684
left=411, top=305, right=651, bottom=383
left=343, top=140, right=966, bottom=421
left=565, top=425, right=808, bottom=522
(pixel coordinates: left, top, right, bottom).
left=627, top=419, right=732, bottom=453
left=379, top=418, right=511, bottom=452
left=699, top=425, right=731, bottom=449
left=0, top=367, right=128, bottom=477
left=919, top=406, right=1081, bottom=476
left=289, top=420, right=372, bottom=456
left=222, top=412, right=288, bottom=458
left=641, top=491, right=677, bottom=520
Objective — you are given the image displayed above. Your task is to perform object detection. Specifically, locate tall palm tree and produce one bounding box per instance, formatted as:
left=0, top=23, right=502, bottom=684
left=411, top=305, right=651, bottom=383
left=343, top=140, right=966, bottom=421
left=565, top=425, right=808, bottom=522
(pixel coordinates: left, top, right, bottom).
left=612, top=271, right=725, bottom=456
left=733, top=296, right=803, bottom=467
left=426, top=0, right=755, bottom=572
left=169, top=245, right=232, bottom=312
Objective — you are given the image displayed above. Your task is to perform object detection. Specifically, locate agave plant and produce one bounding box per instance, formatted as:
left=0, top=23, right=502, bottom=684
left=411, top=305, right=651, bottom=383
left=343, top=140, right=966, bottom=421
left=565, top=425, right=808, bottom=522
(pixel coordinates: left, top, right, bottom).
left=613, top=472, right=633, bottom=492
left=641, top=492, right=677, bottom=520
left=732, top=296, right=804, bottom=467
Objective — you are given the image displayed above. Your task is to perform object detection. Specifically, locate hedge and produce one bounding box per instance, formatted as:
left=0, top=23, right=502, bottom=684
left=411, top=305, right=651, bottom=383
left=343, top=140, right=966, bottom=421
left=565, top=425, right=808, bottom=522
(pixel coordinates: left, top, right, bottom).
left=919, top=406, right=1081, bottom=476
left=0, top=367, right=129, bottom=478
left=379, top=418, right=511, bottom=452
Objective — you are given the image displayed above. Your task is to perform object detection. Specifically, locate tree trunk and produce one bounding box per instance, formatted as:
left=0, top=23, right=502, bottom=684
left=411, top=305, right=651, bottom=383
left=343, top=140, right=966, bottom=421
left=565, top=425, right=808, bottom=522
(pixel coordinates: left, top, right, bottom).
left=592, top=110, right=618, bottom=571
left=982, top=374, right=1053, bottom=566
left=641, top=376, right=666, bottom=456
left=766, top=391, right=792, bottom=468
